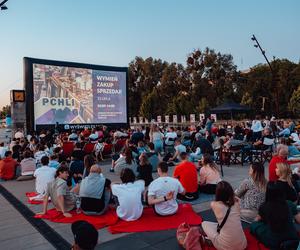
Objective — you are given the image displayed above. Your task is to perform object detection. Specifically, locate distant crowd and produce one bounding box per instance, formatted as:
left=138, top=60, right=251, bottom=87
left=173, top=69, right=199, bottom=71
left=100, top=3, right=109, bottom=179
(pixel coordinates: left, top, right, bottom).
left=0, top=115, right=300, bottom=249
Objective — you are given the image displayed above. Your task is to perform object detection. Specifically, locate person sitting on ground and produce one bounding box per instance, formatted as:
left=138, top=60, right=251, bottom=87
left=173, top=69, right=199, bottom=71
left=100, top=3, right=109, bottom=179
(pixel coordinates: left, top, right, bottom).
left=33, top=156, right=56, bottom=197
left=188, top=146, right=202, bottom=162
left=71, top=221, right=98, bottom=250
left=39, top=165, right=76, bottom=217
left=146, top=142, right=160, bottom=172
left=235, top=163, right=267, bottom=222
left=69, top=153, right=84, bottom=184
left=17, top=150, right=36, bottom=181
left=111, top=147, right=137, bottom=174
left=137, top=153, right=153, bottom=187
left=150, top=124, right=164, bottom=153
left=111, top=168, right=145, bottom=221
left=131, top=127, right=144, bottom=145
left=78, top=164, right=111, bottom=215
left=49, top=154, right=60, bottom=169
left=274, top=162, right=298, bottom=202
left=0, top=142, right=8, bottom=159
left=137, top=140, right=148, bottom=156
left=199, top=154, right=222, bottom=194
left=268, top=144, right=288, bottom=182
left=0, top=151, right=19, bottom=181
left=82, top=154, right=96, bottom=178
left=34, top=144, right=49, bottom=168
left=285, top=138, right=300, bottom=157
left=164, top=127, right=177, bottom=153
left=147, top=161, right=185, bottom=216
left=250, top=182, right=300, bottom=250
left=202, top=181, right=247, bottom=250
left=167, top=139, right=186, bottom=162
left=12, top=141, right=22, bottom=162
left=173, top=152, right=199, bottom=201
left=193, top=134, right=214, bottom=156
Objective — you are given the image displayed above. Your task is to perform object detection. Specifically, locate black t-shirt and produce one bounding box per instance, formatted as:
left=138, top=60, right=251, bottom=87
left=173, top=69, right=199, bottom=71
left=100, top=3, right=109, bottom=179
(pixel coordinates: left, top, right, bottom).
left=275, top=180, right=298, bottom=202
left=137, top=163, right=153, bottom=186
left=80, top=179, right=111, bottom=213
left=194, top=138, right=214, bottom=155
left=69, top=160, right=84, bottom=183
left=131, top=132, right=144, bottom=145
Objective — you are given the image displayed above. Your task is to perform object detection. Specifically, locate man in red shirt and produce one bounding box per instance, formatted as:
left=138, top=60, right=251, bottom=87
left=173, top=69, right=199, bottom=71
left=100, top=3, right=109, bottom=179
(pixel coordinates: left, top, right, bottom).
left=173, top=152, right=199, bottom=200
left=0, top=151, right=19, bottom=181
left=268, top=144, right=288, bottom=182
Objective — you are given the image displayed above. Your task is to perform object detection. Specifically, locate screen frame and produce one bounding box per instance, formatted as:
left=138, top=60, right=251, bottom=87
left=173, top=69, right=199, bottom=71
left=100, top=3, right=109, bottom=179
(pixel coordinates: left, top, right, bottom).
left=24, top=57, right=129, bottom=133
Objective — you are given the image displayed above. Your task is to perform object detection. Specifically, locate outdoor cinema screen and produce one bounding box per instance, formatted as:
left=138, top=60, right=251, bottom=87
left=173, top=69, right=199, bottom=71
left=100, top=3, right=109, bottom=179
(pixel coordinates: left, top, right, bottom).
left=24, top=58, right=128, bottom=130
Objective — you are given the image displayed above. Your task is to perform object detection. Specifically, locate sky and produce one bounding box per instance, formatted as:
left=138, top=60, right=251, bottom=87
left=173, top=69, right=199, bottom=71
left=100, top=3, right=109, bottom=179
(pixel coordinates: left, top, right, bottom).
left=0, top=0, right=299, bottom=108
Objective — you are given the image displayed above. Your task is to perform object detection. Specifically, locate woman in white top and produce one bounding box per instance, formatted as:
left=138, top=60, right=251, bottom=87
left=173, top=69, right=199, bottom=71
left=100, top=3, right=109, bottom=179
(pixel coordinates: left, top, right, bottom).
left=150, top=124, right=164, bottom=153
left=202, top=181, right=247, bottom=250
left=199, top=154, right=221, bottom=194
left=111, top=168, right=145, bottom=221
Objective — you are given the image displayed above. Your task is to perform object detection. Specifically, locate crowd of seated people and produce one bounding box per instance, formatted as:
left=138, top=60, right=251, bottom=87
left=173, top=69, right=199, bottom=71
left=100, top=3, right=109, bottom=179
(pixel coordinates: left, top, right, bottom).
left=1, top=117, right=300, bottom=249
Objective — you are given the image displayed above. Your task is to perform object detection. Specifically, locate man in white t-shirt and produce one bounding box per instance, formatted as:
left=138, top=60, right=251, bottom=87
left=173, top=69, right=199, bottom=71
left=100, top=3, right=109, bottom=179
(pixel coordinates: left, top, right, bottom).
left=111, top=168, right=145, bottom=221
left=148, top=161, right=185, bottom=216
left=164, top=127, right=177, bottom=146
left=33, top=156, right=56, bottom=196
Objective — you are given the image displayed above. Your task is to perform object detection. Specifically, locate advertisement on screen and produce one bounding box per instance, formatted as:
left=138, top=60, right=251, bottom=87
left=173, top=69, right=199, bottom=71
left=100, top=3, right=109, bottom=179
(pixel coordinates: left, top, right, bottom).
left=24, top=58, right=128, bottom=131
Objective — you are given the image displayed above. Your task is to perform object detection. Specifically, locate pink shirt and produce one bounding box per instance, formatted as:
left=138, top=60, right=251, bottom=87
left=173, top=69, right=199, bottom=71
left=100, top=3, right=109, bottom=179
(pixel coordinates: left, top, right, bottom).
left=199, top=166, right=221, bottom=185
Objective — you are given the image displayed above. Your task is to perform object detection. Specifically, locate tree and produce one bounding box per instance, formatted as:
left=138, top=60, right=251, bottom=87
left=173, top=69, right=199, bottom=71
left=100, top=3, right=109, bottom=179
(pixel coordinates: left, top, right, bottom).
left=288, top=85, right=300, bottom=117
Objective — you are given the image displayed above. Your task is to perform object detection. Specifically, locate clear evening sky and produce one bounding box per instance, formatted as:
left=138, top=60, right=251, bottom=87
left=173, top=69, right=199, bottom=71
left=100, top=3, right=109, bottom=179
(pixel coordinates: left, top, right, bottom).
left=0, top=0, right=299, bottom=108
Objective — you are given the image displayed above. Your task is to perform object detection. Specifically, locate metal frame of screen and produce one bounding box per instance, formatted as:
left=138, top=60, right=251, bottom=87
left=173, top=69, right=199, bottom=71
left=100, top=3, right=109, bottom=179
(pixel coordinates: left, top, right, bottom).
left=24, top=57, right=129, bottom=133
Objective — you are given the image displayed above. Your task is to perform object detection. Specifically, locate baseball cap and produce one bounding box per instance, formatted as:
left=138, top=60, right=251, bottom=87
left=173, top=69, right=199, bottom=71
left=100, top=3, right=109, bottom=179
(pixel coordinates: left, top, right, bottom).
left=71, top=221, right=98, bottom=250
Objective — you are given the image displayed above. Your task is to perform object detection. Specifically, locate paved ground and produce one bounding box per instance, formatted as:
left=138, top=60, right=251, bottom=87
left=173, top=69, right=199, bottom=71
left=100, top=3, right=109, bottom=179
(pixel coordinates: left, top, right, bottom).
left=0, top=157, right=258, bottom=249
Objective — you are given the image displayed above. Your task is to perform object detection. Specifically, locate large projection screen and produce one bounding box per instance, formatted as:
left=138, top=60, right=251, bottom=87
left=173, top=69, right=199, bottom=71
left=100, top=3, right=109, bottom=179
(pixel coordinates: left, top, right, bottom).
left=24, top=57, right=128, bottom=132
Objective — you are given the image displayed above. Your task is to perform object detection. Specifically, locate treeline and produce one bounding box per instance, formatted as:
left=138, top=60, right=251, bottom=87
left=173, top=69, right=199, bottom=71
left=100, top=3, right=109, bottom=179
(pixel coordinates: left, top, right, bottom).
left=128, top=47, right=300, bottom=119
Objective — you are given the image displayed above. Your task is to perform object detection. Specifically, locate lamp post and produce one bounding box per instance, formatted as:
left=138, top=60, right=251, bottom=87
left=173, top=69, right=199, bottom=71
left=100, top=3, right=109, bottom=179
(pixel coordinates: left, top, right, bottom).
left=251, top=34, right=279, bottom=116
left=0, top=0, right=8, bottom=11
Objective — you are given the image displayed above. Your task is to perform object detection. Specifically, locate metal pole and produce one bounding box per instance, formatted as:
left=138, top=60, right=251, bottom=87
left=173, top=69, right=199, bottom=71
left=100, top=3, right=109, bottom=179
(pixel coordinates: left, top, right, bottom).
left=251, top=35, right=279, bottom=116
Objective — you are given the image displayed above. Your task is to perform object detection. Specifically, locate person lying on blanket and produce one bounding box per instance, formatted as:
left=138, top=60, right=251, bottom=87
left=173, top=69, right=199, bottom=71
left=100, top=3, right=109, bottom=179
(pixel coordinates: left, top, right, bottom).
left=147, top=161, right=185, bottom=216
left=37, top=165, right=77, bottom=218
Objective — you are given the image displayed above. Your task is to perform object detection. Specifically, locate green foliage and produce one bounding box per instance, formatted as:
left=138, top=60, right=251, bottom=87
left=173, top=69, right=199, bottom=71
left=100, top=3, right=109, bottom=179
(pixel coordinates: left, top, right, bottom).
left=128, top=50, right=300, bottom=119
left=288, top=85, right=300, bottom=116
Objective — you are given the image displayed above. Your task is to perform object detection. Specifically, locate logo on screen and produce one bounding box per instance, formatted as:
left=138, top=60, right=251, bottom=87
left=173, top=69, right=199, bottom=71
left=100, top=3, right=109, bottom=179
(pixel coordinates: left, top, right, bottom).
left=64, top=124, right=70, bottom=130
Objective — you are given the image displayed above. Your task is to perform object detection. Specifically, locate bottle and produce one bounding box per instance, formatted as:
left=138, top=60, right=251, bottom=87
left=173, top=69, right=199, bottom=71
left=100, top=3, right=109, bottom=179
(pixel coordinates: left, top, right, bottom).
left=76, top=198, right=81, bottom=214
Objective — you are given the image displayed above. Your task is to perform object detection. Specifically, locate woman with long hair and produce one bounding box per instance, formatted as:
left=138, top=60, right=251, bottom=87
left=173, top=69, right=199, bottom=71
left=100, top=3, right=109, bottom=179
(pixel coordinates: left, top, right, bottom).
left=235, top=163, right=267, bottom=222
left=202, top=181, right=247, bottom=250
left=137, top=153, right=153, bottom=186
left=150, top=124, right=164, bottom=154
left=250, top=182, right=300, bottom=249
left=275, top=162, right=298, bottom=202
left=199, top=154, right=222, bottom=194
left=113, top=147, right=137, bottom=175
left=82, top=154, right=96, bottom=178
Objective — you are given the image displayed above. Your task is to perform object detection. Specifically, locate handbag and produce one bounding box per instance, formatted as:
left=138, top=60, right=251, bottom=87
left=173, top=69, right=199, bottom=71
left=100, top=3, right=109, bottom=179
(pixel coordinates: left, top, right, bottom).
left=217, top=206, right=231, bottom=233
left=176, top=222, right=202, bottom=250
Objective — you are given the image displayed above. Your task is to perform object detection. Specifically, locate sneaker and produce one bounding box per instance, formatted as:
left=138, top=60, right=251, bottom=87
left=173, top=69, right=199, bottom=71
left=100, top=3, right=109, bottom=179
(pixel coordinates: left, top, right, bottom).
left=109, top=168, right=114, bottom=173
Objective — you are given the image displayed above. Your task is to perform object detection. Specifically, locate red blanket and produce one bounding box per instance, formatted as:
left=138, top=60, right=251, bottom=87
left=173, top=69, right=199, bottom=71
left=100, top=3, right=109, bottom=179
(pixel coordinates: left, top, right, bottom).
left=35, top=208, right=118, bottom=230
left=26, top=192, right=44, bottom=205
left=203, top=229, right=269, bottom=250
left=108, top=203, right=202, bottom=234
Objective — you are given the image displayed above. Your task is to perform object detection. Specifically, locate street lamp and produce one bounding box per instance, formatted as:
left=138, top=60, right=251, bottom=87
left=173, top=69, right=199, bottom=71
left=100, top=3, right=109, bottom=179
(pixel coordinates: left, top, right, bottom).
left=0, top=0, right=8, bottom=11
left=251, top=34, right=279, bottom=116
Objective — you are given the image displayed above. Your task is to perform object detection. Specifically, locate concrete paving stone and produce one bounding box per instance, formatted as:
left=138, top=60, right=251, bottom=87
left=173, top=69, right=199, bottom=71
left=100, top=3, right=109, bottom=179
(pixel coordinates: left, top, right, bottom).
left=0, top=232, right=51, bottom=250
left=97, top=234, right=150, bottom=250
left=150, top=236, right=182, bottom=250
left=134, top=229, right=175, bottom=245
